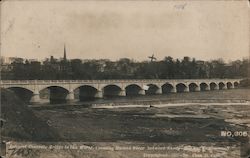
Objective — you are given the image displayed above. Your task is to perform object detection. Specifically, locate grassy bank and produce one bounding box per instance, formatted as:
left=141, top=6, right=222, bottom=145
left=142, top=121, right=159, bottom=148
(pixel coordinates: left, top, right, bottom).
left=0, top=88, right=59, bottom=141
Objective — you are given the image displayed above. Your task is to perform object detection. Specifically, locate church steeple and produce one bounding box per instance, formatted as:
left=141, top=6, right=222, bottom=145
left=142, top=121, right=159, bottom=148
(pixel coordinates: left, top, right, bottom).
left=63, top=44, right=67, bottom=61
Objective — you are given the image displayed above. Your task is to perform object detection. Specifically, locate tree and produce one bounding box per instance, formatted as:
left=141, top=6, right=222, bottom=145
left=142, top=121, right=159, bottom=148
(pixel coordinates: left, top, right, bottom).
left=4, top=55, right=249, bottom=80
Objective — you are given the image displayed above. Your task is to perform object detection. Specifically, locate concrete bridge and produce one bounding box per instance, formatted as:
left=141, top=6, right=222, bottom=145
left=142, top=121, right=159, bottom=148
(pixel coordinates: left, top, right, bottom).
left=0, top=79, right=242, bottom=104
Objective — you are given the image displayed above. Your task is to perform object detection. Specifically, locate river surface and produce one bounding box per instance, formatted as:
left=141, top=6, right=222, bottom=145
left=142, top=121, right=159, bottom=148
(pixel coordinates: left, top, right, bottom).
left=32, top=89, right=250, bottom=141
left=33, top=88, right=250, bottom=107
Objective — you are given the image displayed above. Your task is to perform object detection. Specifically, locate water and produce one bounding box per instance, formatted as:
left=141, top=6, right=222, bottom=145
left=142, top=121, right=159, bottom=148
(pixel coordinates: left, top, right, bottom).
left=37, top=89, right=250, bottom=107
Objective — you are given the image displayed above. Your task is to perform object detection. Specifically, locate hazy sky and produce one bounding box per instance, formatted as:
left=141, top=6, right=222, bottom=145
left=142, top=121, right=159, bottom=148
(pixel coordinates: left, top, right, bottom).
left=1, top=0, right=249, bottom=61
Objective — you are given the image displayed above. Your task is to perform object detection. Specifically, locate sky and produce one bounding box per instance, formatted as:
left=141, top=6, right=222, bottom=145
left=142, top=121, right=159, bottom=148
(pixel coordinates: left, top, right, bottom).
left=1, top=0, right=249, bottom=61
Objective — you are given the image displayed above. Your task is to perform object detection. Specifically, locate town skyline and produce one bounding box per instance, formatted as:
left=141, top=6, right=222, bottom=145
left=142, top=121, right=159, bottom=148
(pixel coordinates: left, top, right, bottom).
left=0, top=43, right=249, bottom=63
left=1, top=52, right=249, bottom=63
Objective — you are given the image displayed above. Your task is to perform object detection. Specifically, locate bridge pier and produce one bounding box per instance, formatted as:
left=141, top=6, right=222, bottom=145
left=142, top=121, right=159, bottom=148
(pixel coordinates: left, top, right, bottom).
left=231, top=84, right=235, bottom=89
left=172, top=86, right=177, bottom=93
left=221, top=86, right=227, bottom=90
left=139, top=89, right=146, bottom=95
left=95, top=90, right=103, bottom=98
left=214, top=85, right=219, bottom=90
left=66, top=91, right=78, bottom=102
left=119, top=90, right=126, bottom=96
left=184, top=87, right=189, bottom=92
left=30, top=93, right=41, bottom=103
left=195, top=86, right=201, bottom=92
left=155, top=88, right=162, bottom=94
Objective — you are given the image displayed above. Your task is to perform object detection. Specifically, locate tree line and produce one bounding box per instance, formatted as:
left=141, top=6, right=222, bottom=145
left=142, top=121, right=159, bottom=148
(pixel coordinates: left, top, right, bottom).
left=1, top=56, right=249, bottom=80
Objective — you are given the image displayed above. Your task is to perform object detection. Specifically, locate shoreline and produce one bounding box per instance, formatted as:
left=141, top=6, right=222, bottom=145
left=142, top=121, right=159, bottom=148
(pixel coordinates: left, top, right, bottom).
left=29, top=99, right=250, bottom=109
left=91, top=101, right=250, bottom=109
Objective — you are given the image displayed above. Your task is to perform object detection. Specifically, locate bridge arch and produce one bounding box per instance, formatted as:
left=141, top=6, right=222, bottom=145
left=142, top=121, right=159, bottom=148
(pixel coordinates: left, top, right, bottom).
left=176, top=83, right=188, bottom=93
left=5, top=85, right=35, bottom=93
left=209, top=82, right=218, bottom=90
left=39, top=86, right=69, bottom=104
left=145, top=84, right=160, bottom=95
left=226, top=82, right=233, bottom=89
left=103, top=84, right=122, bottom=98
left=234, top=81, right=239, bottom=88
left=162, top=83, right=174, bottom=94
left=200, top=82, right=209, bottom=91
left=125, top=84, right=143, bottom=96
left=188, top=83, right=199, bottom=92
left=7, top=87, right=34, bottom=103
left=74, top=85, right=98, bottom=101
left=219, top=82, right=226, bottom=90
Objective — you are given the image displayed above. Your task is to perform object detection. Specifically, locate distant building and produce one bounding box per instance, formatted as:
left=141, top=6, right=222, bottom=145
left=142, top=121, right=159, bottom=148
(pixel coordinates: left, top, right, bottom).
left=60, top=44, right=70, bottom=71
left=41, top=45, right=69, bottom=71
left=0, top=56, right=15, bottom=79
left=0, top=56, right=25, bottom=65
left=0, top=56, right=10, bottom=64
left=0, top=64, right=13, bottom=72
left=196, top=60, right=205, bottom=66
left=0, top=57, right=15, bottom=72
left=28, top=59, right=39, bottom=63
left=196, top=60, right=209, bottom=78
left=63, top=44, right=67, bottom=61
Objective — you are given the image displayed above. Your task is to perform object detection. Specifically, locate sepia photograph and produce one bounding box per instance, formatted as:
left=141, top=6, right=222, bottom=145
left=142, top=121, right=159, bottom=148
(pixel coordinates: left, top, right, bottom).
left=0, top=0, right=249, bottom=157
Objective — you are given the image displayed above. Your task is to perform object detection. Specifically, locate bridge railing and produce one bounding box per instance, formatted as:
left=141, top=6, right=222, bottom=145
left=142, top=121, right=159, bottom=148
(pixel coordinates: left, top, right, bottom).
left=0, top=79, right=242, bottom=85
